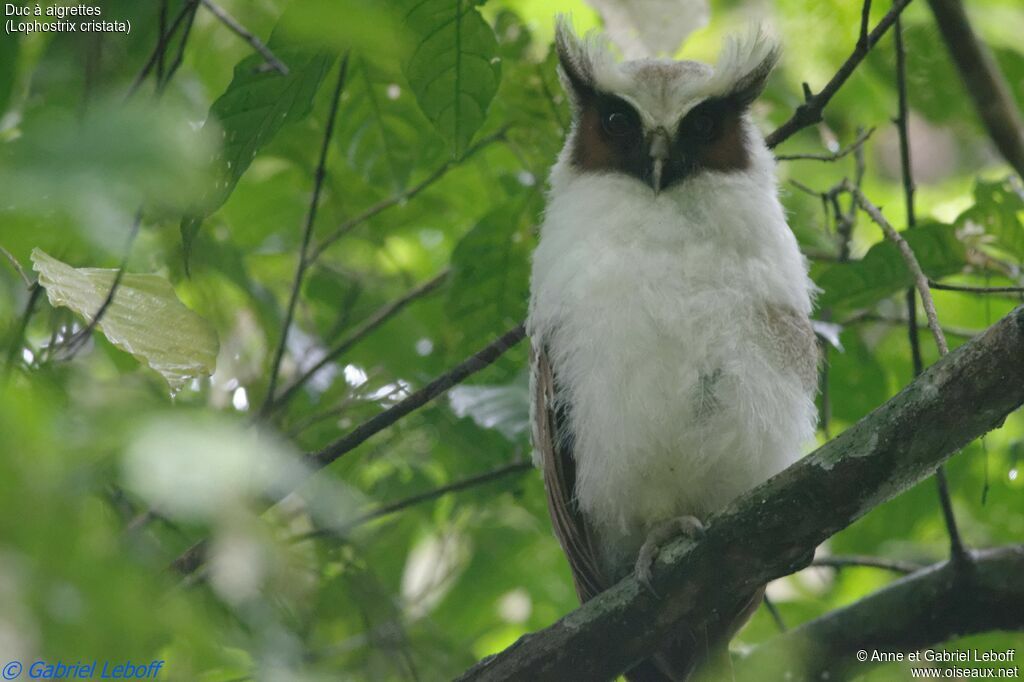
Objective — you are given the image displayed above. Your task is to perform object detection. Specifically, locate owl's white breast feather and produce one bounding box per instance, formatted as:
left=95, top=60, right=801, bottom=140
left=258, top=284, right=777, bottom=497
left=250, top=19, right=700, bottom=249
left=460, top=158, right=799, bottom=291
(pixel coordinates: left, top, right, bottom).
left=528, top=133, right=817, bottom=568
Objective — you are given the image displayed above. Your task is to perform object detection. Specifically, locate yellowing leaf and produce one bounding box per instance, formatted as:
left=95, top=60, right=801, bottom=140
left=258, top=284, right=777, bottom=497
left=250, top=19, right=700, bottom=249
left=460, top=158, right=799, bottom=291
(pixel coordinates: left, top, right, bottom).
left=30, top=249, right=218, bottom=391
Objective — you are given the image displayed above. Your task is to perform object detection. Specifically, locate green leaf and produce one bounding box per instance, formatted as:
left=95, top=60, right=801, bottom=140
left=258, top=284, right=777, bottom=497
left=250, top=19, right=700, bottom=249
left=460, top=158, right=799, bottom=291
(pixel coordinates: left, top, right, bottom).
left=402, top=0, right=502, bottom=156
left=814, top=223, right=967, bottom=312
left=30, top=249, right=219, bottom=391
left=180, top=27, right=334, bottom=265
left=958, top=178, right=1024, bottom=260
left=0, top=32, right=17, bottom=116
left=335, top=55, right=444, bottom=192
left=446, top=193, right=537, bottom=350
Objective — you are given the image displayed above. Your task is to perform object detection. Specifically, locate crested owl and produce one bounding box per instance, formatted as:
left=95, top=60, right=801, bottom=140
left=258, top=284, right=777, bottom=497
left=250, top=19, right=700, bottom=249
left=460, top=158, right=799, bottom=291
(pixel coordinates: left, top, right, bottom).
left=528, top=18, right=819, bottom=681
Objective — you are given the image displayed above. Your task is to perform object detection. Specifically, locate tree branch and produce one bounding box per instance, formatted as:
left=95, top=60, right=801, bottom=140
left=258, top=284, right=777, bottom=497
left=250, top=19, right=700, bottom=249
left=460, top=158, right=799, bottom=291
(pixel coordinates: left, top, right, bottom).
left=198, top=0, right=289, bottom=75
left=811, top=554, right=922, bottom=574
left=926, top=0, right=1024, bottom=178
left=172, top=323, right=527, bottom=575
left=456, top=305, right=1024, bottom=681
left=736, top=546, right=1024, bottom=680
left=765, top=0, right=913, bottom=149
left=262, top=268, right=450, bottom=416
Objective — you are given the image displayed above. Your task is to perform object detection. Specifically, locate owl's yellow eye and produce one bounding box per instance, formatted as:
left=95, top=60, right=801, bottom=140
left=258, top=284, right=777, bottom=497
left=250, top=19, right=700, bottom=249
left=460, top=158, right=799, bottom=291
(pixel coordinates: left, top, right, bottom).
left=603, top=111, right=632, bottom=137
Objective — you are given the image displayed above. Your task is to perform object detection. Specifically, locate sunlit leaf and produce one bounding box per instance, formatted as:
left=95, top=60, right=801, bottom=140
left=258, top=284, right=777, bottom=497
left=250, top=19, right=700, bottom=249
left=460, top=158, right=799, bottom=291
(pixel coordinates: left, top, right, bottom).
left=31, top=249, right=219, bottom=391
left=402, top=0, right=502, bottom=156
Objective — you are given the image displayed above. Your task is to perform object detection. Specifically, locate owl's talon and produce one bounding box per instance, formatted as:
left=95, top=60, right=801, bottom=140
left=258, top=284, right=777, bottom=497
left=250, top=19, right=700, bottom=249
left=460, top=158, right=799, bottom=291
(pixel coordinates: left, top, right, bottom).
left=633, top=515, right=706, bottom=599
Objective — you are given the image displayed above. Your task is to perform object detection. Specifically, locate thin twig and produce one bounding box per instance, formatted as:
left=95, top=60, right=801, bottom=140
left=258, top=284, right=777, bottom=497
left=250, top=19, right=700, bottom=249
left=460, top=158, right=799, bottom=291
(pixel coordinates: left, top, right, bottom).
left=295, top=461, right=532, bottom=542
left=60, top=211, right=143, bottom=358
left=0, top=245, right=32, bottom=288
left=893, top=15, right=966, bottom=566
left=765, top=0, right=913, bottom=149
left=199, top=0, right=289, bottom=75
left=4, top=285, right=42, bottom=374
left=264, top=268, right=450, bottom=415
left=849, top=189, right=948, bottom=356
left=310, top=323, right=526, bottom=469
left=263, top=56, right=350, bottom=412
left=126, top=0, right=198, bottom=98
left=811, top=555, right=922, bottom=574
left=172, top=323, right=528, bottom=575
left=310, top=129, right=508, bottom=261
left=775, top=127, right=875, bottom=162
left=927, top=280, right=1024, bottom=294
left=762, top=595, right=788, bottom=633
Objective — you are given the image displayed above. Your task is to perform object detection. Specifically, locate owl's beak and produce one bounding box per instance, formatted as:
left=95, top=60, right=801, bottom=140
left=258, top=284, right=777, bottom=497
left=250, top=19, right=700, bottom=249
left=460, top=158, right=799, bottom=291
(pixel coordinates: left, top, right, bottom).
left=648, top=128, right=670, bottom=194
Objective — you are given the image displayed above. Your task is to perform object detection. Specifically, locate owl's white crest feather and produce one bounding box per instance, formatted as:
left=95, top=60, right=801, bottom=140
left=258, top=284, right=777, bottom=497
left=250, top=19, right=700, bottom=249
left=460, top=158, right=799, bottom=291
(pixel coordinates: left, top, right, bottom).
left=703, top=25, right=780, bottom=99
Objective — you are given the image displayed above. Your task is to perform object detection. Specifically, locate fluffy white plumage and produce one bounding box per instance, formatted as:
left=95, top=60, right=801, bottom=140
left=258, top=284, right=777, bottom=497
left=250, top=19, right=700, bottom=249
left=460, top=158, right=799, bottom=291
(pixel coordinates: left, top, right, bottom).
left=528, top=22, right=818, bottom=574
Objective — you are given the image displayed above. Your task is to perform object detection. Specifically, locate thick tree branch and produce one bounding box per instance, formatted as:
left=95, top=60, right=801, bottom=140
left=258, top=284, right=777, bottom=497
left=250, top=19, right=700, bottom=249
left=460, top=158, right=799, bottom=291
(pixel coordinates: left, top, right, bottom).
left=457, top=305, right=1024, bottom=681
left=926, top=0, right=1024, bottom=178
left=765, top=0, right=913, bottom=149
left=736, top=546, right=1024, bottom=681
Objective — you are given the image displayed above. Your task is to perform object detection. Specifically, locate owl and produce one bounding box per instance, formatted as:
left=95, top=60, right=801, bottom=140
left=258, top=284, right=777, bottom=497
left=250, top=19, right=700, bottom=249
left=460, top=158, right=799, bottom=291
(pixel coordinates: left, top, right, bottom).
left=527, top=18, right=819, bottom=681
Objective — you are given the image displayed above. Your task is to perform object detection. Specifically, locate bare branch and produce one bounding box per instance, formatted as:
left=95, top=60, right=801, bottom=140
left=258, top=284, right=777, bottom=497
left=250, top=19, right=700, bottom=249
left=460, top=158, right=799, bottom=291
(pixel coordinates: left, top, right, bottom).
left=736, top=546, right=1024, bottom=681
left=765, top=0, right=913, bottom=149
left=199, top=0, right=289, bottom=75
left=0, top=245, right=32, bottom=289
left=310, top=323, right=526, bottom=469
left=296, top=461, right=533, bottom=541
left=775, top=127, right=875, bottom=162
left=811, top=554, right=922, bottom=574
left=928, top=280, right=1024, bottom=295
left=926, top=0, right=1024, bottom=178
left=172, top=323, right=528, bottom=575
left=456, top=306, right=1024, bottom=681
left=848, top=187, right=948, bottom=357
left=893, top=14, right=966, bottom=565
left=263, top=268, right=450, bottom=416
left=127, top=0, right=198, bottom=98
left=263, top=56, right=350, bottom=411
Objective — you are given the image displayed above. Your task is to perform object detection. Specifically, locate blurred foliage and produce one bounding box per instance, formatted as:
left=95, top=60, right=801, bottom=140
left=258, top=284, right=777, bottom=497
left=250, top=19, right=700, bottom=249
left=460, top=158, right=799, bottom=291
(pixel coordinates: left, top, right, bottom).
left=0, top=0, right=1022, bottom=680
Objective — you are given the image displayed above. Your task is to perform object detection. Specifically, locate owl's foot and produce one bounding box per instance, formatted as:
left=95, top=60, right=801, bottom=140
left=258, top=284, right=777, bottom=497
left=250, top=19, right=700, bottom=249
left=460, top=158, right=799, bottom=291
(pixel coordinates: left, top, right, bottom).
left=634, top=515, right=705, bottom=598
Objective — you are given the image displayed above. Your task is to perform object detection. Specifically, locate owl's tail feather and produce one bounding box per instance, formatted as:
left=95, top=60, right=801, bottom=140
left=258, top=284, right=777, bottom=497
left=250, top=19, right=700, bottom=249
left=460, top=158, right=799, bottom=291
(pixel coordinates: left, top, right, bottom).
left=624, top=586, right=765, bottom=682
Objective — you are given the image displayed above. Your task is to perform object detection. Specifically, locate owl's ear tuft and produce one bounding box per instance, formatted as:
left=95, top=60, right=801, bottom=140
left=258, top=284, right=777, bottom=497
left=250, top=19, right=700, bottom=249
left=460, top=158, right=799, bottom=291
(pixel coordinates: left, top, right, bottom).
left=714, top=26, right=780, bottom=109
left=554, top=15, right=596, bottom=104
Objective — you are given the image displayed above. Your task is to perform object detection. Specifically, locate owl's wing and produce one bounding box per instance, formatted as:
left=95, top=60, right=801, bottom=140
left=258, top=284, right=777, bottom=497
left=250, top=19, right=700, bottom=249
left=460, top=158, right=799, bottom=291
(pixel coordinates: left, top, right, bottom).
left=530, top=342, right=606, bottom=603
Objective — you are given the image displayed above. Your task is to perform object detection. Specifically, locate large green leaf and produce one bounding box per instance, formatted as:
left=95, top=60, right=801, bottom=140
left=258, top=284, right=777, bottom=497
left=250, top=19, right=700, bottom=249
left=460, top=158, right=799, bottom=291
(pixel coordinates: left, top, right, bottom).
left=957, top=177, right=1024, bottom=260
left=334, top=55, right=444, bottom=192
left=31, top=249, right=219, bottom=391
left=402, top=0, right=502, bottom=156
left=814, top=223, right=967, bottom=312
left=180, top=26, right=334, bottom=265
left=446, top=193, right=537, bottom=351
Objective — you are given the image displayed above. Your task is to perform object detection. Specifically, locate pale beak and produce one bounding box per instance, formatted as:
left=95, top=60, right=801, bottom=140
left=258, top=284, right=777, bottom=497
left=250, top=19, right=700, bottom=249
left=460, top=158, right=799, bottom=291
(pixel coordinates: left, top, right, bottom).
left=648, top=128, right=670, bottom=195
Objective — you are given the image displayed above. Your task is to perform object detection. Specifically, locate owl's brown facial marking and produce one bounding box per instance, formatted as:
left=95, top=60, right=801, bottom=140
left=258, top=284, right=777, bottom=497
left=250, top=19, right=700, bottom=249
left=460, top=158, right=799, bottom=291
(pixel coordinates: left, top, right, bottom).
left=570, top=94, right=646, bottom=176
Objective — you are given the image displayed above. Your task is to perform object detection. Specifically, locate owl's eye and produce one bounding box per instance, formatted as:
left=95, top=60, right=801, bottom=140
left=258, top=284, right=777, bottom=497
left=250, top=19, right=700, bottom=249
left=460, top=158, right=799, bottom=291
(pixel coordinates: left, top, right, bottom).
left=602, top=110, right=633, bottom=137
left=691, top=114, right=715, bottom=137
